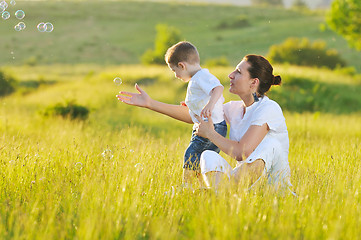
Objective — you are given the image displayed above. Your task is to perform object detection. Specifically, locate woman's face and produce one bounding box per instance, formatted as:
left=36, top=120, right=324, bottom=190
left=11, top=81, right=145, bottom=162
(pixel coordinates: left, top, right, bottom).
left=228, top=60, right=254, bottom=96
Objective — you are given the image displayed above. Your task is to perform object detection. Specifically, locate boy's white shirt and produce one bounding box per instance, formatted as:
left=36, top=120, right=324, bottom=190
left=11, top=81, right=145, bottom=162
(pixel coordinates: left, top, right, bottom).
left=185, top=69, right=225, bottom=126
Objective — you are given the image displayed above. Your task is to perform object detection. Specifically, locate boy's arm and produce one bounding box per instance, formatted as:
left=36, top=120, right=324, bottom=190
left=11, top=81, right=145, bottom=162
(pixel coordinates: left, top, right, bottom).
left=117, top=84, right=193, bottom=124
left=200, top=85, right=224, bottom=118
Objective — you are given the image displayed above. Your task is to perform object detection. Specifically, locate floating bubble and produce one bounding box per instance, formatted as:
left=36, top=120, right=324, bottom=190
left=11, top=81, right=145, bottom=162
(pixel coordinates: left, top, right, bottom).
left=14, top=24, right=21, bottom=31
left=37, top=22, right=46, bottom=32
left=18, top=21, right=25, bottom=30
left=0, top=6, right=5, bottom=14
left=0, top=1, right=8, bottom=10
left=14, top=9, right=24, bottom=20
left=75, top=162, right=83, bottom=171
left=102, top=149, right=113, bottom=160
left=2, top=11, right=10, bottom=20
left=134, top=163, right=144, bottom=172
left=113, top=77, right=122, bottom=85
left=10, top=0, right=15, bottom=6
left=44, top=22, right=53, bottom=32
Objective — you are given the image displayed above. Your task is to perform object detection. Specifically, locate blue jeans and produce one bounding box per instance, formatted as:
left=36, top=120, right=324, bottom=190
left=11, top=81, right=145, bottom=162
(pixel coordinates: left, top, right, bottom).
left=183, top=120, right=227, bottom=171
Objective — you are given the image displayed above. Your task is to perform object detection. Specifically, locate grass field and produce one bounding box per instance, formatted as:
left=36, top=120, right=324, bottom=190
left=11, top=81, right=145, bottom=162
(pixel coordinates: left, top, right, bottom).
left=1, top=0, right=361, bottom=239
left=1, top=63, right=361, bottom=239
left=1, top=1, right=361, bottom=71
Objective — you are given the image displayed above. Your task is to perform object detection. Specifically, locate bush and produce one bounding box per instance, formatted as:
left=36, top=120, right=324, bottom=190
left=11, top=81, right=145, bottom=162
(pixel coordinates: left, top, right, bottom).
left=267, top=37, right=346, bottom=69
left=251, top=0, right=283, bottom=6
left=141, top=24, right=182, bottom=65
left=215, top=15, right=250, bottom=29
left=292, top=0, right=308, bottom=9
left=0, top=70, right=17, bottom=97
left=43, top=100, right=89, bottom=120
left=204, top=56, right=230, bottom=67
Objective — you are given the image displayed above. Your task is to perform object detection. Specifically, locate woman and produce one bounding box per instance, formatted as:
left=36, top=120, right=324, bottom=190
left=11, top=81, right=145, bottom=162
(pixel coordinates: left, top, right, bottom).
left=195, top=55, right=292, bottom=191
left=117, top=54, right=292, bottom=192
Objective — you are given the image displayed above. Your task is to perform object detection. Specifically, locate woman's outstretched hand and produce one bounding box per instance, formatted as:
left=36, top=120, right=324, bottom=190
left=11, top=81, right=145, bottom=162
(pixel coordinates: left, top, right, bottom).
left=116, top=84, right=151, bottom=108
left=194, top=115, right=215, bottom=139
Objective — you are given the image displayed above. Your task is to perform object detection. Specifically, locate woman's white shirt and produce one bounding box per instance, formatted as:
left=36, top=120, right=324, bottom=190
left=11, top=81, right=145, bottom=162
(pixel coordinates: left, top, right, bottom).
left=224, top=96, right=289, bottom=157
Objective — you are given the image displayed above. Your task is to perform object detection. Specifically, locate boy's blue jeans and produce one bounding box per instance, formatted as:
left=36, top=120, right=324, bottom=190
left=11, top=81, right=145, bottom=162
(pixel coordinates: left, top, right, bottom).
left=183, top=120, right=227, bottom=171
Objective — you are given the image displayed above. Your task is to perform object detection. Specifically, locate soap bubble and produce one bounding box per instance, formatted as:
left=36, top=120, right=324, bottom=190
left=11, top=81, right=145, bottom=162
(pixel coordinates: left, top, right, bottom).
left=14, top=22, right=25, bottom=31
left=14, top=24, right=21, bottom=31
left=102, top=149, right=113, bottom=160
left=2, top=11, right=10, bottom=20
left=10, top=0, right=15, bottom=6
left=44, top=22, right=54, bottom=32
left=75, top=162, right=83, bottom=171
left=14, top=9, right=24, bottom=20
left=134, top=163, right=144, bottom=172
left=113, top=77, right=122, bottom=85
left=37, top=22, right=46, bottom=32
left=0, top=1, right=8, bottom=10
left=18, top=21, right=25, bottom=30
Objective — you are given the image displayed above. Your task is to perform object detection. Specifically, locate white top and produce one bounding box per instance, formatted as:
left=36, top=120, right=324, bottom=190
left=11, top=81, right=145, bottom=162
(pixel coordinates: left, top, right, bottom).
left=185, top=69, right=225, bottom=125
left=224, top=96, right=289, bottom=154
left=224, top=96, right=291, bottom=186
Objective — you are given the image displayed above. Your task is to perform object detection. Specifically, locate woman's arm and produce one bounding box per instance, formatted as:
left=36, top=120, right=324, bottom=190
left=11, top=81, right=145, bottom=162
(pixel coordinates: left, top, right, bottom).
left=117, top=84, right=193, bottom=124
left=195, top=117, right=268, bottom=161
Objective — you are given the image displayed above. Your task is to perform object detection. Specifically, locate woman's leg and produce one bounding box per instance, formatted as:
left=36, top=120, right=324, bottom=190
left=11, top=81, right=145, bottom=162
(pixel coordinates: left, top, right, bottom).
left=231, top=159, right=265, bottom=189
left=203, top=171, right=225, bottom=189
left=200, top=150, right=232, bottom=189
left=182, top=169, right=206, bottom=189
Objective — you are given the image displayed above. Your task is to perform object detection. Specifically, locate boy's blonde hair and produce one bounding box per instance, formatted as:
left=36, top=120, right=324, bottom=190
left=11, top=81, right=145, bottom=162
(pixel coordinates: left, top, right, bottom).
left=165, top=41, right=200, bottom=66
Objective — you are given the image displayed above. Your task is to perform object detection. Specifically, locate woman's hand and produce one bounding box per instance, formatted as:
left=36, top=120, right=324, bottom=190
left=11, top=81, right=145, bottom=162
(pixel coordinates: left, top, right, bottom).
left=194, top=115, right=215, bottom=139
left=116, top=84, right=151, bottom=108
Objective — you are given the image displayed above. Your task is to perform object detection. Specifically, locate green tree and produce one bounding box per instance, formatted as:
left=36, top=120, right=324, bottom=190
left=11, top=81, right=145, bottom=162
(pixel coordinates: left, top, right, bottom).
left=141, top=24, right=182, bottom=65
left=327, top=0, right=361, bottom=50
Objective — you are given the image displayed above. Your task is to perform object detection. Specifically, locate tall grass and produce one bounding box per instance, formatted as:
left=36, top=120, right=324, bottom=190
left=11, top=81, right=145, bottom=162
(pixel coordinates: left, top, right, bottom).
left=1, top=107, right=360, bottom=239
left=1, top=64, right=361, bottom=239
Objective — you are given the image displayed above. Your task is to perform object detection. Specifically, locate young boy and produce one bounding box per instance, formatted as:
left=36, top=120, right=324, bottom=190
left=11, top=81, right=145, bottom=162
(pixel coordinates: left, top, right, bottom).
left=165, top=41, right=227, bottom=189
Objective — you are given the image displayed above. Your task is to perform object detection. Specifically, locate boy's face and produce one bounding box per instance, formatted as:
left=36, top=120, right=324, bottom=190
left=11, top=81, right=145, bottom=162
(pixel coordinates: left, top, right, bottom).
left=168, top=63, right=191, bottom=82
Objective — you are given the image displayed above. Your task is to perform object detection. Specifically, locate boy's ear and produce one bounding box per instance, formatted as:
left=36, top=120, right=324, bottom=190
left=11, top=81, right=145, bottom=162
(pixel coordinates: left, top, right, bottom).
left=177, top=62, right=186, bottom=70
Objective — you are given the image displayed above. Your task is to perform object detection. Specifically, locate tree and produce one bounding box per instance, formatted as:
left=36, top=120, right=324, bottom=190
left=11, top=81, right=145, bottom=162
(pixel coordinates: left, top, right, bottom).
left=141, top=24, right=182, bottom=65
left=327, top=0, right=361, bottom=50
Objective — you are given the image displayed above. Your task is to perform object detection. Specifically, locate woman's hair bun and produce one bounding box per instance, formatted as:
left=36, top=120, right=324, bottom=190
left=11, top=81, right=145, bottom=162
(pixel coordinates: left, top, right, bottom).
left=273, top=75, right=282, bottom=85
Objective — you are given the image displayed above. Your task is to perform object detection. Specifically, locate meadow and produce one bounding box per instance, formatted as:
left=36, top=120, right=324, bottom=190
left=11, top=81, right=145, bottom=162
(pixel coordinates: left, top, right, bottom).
left=1, top=1, right=361, bottom=71
left=1, top=63, right=361, bottom=239
left=1, top=1, right=361, bottom=239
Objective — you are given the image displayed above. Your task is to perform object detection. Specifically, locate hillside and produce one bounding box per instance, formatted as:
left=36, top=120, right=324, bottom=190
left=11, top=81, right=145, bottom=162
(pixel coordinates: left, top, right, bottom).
left=153, top=0, right=332, bottom=9
left=1, top=1, right=360, bottom=71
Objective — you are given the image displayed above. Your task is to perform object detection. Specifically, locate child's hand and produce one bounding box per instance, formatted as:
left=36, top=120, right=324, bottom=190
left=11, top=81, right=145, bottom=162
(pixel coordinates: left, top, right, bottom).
left=116, top=83, right=151, bottom=108
left=200, top=103, right=213, bottom=119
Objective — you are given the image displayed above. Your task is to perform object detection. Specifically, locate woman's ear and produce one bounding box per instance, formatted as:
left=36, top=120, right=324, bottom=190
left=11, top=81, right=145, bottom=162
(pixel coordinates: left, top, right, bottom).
left=251, top=78, right=259, bottom=88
